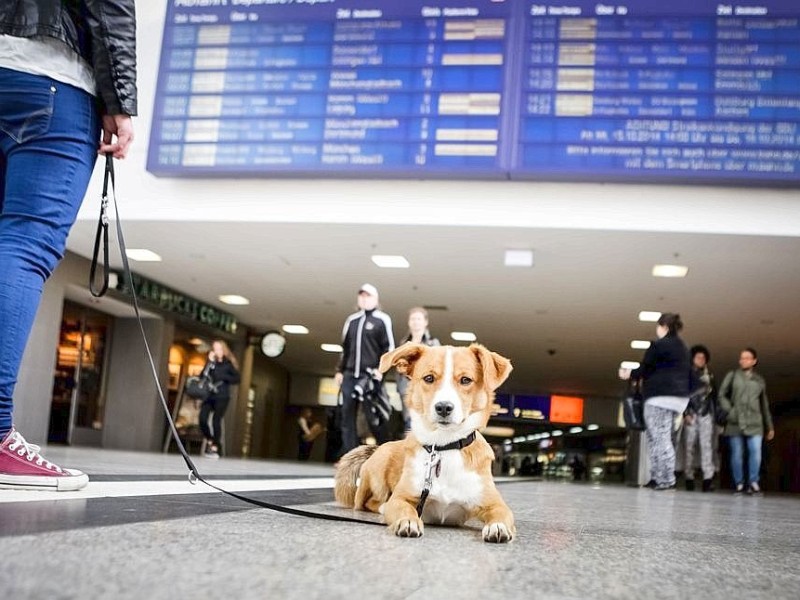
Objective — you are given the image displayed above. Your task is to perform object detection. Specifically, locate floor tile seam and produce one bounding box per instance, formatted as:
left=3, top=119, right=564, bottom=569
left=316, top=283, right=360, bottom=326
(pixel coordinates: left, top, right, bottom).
left=0, top=477, right=335, bottom=504
left=0, top=491, right=344, bottom=537
left=88, top=474, right=334, bottom=482
left=574, top=526, right=800, bottom=551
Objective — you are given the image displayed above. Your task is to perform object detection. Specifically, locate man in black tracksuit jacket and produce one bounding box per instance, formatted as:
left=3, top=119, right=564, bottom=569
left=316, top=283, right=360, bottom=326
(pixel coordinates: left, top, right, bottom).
left=335, top=283, right=395, bottom=456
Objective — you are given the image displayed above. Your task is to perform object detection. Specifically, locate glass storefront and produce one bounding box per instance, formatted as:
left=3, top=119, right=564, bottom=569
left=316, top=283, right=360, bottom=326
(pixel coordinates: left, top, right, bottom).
left=163, top=333, right=212, bottom=453
left=48, top=301, right=112, bottom=444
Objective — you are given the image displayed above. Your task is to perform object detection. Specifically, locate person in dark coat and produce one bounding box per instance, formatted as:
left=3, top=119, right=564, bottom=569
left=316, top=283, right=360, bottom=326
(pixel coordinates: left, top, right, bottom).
left=200, top=340, right=240, bottom=458
left=334, top=284, right=395, bottom=456
left=683, top=345, right=717, bottom=492
left=620, top=313, right=692, bottom=490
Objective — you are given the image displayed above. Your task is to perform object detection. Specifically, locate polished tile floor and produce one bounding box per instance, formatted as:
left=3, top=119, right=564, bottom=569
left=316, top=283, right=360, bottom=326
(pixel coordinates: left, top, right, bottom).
left=2, top=446, right=799, bottom=599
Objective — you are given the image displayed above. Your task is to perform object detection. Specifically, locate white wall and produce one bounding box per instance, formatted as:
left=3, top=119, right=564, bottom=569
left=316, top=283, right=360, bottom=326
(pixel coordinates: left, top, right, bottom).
left=72, top=0, right=800, bottom=241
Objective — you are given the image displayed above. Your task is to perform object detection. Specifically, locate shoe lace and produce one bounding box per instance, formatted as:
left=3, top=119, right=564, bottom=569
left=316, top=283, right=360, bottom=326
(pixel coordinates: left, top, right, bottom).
left=8, top=432, right=63, bottom=473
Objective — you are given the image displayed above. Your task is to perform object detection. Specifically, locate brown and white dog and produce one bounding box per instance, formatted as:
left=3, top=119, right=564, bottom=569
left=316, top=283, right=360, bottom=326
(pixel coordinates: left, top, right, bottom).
left=334, top=342, right=515, bottom=543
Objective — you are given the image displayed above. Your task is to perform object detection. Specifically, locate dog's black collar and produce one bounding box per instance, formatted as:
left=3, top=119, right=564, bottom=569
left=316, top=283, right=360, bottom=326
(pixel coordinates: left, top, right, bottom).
left=423, top=431, right=476, bottom=454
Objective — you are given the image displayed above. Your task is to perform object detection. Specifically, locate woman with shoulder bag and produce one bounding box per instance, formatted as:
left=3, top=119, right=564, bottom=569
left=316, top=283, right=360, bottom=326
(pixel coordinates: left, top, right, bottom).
left=199, top=340, right=240, bottom=458
left=718, top=348, right=775, bottom=495
left=619, top=313, right=692, bottom=491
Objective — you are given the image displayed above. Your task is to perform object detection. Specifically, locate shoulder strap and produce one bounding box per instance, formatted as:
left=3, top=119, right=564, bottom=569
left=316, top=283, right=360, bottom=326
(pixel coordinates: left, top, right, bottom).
left=724, top=371, right=736, bottom=398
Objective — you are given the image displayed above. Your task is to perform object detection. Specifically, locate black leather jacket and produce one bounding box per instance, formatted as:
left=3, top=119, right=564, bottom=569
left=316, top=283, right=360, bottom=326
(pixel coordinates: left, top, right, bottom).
left=205, top=358, right=241, bottom=402
left=0, top=0, right=137, bottom=115
left=632, top=334, right=692, bottom=400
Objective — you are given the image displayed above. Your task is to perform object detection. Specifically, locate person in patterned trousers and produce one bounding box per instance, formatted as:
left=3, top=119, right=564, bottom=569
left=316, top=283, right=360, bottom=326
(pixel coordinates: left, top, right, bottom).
left=683, top=345, right=717, bottom=492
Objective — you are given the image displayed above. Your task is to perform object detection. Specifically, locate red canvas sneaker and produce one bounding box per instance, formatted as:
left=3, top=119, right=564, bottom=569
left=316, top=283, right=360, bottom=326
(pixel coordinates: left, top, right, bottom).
left=0, top=428, right=89, bottom=491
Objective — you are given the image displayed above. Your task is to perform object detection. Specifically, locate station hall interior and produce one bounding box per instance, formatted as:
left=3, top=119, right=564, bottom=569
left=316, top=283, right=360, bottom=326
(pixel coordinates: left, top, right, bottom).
left=4, top=0, right=800, bottom=598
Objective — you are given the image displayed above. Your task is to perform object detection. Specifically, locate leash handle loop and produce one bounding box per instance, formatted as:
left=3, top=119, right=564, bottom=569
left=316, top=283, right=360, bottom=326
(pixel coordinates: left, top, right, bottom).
left=89, top=156, right=113, bottom=297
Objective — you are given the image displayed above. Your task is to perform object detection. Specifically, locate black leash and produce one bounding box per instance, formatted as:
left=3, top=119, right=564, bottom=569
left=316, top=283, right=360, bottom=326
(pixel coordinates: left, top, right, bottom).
left=88, top=162, right=110, bottom=297
left=92, top=154, right=381, bottom=527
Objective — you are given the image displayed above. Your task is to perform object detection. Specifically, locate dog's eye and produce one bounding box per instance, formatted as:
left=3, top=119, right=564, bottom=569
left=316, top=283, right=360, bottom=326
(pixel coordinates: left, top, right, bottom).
left=422, top=374, right=435, bottom=384
left=459, top=376, right=473, bottom=386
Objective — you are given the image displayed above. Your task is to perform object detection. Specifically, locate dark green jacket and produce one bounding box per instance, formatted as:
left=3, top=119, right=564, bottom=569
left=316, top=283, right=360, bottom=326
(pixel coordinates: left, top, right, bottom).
left=718, top=369, right=774, bottom=437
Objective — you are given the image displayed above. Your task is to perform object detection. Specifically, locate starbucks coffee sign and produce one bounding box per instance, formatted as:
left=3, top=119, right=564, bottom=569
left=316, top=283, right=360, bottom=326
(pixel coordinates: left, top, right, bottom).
left=111, top=270, right=239, bottom=335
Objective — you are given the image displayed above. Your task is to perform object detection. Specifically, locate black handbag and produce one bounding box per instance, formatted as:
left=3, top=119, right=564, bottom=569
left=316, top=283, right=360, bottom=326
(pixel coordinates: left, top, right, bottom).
left=622, top=379, right=646, bottom=431
left=185, top=375, right=214, bottom=400
left=353, top=373, right=392, bottom=426
left=623, top=394, right=646, bottom=430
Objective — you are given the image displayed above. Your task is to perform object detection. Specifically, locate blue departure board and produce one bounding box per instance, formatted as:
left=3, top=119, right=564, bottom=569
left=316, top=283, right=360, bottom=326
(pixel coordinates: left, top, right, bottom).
left=515, top=0, right=800, bottom=183
left=149, top=0, right=514, bottom=177
left=148, top=0, right=800, bottom=184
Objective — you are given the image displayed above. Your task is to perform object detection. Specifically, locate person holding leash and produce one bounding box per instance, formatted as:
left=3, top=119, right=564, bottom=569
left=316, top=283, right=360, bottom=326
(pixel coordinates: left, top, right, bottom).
left=0, top=0, right=137, bottom=491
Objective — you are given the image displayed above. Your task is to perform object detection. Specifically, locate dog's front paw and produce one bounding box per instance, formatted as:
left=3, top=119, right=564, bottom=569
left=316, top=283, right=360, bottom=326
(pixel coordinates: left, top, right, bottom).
left=482, top=522, right=513, bottom=543
left=391, top=518, right=424, bottom=538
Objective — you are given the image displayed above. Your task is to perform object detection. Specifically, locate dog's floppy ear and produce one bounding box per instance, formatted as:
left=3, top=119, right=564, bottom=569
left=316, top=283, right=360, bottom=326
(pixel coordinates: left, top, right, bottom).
left=469, top=344, right=512, bottom=391
left=379, top=342, right=427, bottom=376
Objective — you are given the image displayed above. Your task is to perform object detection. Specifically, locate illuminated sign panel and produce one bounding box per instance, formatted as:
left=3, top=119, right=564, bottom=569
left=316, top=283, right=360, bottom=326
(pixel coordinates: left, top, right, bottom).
left=150, top=0, right=800, bottom=184
left=512, top=395, right=550, bottom=420
left=549, top=395, right=584, bottom=424
left=150, top=0, right=513, bottom=178
left=492, top=393, right=513, bottom=417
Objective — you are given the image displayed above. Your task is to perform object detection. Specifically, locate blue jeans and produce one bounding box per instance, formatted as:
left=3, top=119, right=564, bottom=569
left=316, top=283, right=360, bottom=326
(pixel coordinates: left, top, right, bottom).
left=0, top=67, right=100, bottom=436
left=728, top=434, right=763, bottom=486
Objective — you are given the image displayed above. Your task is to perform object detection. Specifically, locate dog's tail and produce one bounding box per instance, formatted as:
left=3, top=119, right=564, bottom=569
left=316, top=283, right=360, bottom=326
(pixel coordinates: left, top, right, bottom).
left=334, top=444, right=379, bottom=508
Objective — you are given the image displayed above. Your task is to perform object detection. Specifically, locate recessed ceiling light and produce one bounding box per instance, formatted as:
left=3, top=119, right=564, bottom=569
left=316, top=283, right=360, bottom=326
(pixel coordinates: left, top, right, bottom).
left=652, top=264, right=688, bottom=278
left=321, top=343, right=343, bottom=352
left=504, top=249, right=534, bottom=267
left=587, top=424, right=599, bottom=431
left=451, top=331, right=477, bottom=342
left=539, top=432, right=551, bottom=438
left=218, top=295, right=250, bottom=306
left=620, top=360, right=641, bottom=370
left=551, top=430, right=563, bottom=437
left=371, top=255, right=410, bottom=268
left=631, top=340, right=651, bottom=349
left=282, top=325, right=309, bottom=335
left=638, top=311, right=661, bottom=322
left=126, top=249, right=162, bottom=262
left=569, top=426, right=583, bottom=434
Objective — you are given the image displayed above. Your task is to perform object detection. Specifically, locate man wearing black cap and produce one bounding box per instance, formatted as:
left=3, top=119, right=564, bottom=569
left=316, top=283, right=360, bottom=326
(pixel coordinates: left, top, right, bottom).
left=334, top=284, right=395, bottom=455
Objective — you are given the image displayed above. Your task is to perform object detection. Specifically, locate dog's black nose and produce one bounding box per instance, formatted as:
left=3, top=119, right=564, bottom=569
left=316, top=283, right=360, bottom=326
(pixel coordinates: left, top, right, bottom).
left=434, top=402, right=454, bottom=418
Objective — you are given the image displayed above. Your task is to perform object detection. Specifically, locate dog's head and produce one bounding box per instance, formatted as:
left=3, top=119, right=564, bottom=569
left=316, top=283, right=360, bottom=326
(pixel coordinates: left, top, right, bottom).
left=380, top=343, right=512, bottom=442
